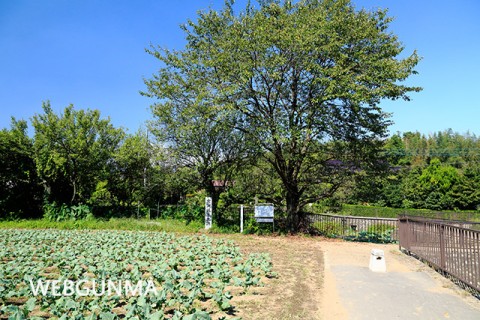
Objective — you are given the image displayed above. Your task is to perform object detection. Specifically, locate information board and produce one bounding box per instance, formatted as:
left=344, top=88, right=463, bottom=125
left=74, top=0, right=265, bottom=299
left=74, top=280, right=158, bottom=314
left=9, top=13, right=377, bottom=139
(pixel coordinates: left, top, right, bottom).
left=254, top=204, right=274, bottom=223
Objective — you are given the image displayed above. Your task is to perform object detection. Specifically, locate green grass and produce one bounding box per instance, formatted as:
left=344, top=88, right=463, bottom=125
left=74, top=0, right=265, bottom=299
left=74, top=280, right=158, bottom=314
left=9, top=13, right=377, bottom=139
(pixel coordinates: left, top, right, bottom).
left=0, top=217, right=205, bottom=233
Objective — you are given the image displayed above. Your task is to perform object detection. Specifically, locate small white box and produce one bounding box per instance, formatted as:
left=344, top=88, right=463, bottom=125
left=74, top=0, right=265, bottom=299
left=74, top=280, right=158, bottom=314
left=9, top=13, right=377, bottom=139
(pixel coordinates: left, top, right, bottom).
left=369, top=249, right=386, bottom=272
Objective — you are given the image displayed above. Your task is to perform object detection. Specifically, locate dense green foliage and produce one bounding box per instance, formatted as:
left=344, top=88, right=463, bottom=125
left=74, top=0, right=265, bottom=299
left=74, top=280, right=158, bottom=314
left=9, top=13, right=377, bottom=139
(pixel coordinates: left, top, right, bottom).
left=0, top=230, right=274, bottom=319
left=144, top=66, right=249, bottom=216
left=1, top=103, right=197, bottom=221
left=0, top=119, right=42, bottom=219
left=32, top=102, right=124, bottom=206
left=346, top=130, right=480, bottom=211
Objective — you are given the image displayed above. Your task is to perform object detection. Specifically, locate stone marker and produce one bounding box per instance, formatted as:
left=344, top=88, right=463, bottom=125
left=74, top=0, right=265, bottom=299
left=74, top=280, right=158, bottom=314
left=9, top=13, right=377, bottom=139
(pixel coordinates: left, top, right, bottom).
left=369, top=248, right=386, bottom=272
left=205, top=197, right=212, bottom=230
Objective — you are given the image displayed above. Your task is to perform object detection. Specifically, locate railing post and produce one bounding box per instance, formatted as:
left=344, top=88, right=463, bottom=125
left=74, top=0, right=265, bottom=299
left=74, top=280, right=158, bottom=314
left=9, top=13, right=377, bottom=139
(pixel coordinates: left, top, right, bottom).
left=406, top=216, right=410, bottom=251
left=398, top=217, right=402, bottom=251
left=403, top=216, right=409, bottom=251
left=440, top=224, right=446, bottom=269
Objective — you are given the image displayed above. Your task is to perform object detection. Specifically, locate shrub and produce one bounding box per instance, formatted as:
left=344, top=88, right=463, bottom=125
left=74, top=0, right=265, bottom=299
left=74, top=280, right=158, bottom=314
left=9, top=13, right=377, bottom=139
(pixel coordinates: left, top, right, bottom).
left=352, top=230, right=395, bottom=244
left=367, top=223, right=396, bottom=234
left=43, top=203, right=92, bottom=221
left=243, top=218, right=274, bottom=235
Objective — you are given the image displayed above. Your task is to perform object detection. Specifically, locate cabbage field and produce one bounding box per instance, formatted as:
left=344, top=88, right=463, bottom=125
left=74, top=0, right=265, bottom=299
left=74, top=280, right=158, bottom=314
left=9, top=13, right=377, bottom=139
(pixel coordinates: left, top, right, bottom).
left=0, top=230, right=275, bottom=319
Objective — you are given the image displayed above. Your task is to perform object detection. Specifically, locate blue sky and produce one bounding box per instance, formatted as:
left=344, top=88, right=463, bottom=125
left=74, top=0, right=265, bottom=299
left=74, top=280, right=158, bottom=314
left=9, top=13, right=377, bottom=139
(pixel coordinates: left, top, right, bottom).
left=0, top=0, right=479, bottom=136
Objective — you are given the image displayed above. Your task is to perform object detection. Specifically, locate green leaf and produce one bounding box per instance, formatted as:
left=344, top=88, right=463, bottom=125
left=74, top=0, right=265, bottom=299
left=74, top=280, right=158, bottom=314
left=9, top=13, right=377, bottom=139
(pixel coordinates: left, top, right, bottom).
left=25, top=297, right=36, bottom=312
left=99, top=312, right=117, bottom=320
left=149, top=311, right=164, bottom=320
left=183, top=311, right=212, bottom=320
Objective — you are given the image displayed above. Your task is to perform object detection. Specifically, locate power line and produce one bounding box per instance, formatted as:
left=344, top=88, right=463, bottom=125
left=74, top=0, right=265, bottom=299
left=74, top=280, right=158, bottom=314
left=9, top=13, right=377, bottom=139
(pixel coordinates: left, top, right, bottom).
left=382, top=149, right=480, bottom=157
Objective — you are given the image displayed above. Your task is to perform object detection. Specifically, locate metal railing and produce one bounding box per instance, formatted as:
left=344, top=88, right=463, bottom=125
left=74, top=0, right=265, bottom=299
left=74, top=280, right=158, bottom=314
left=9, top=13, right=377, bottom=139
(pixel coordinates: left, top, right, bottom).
left=307, top=213, right=398, bottom=242
left=399, top=215, right=480, bottom=293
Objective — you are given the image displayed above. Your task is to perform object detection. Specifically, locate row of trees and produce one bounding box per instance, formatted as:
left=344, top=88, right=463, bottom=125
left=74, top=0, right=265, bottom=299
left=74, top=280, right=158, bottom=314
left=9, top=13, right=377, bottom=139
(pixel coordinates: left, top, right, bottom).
left=3, top=103, right=480, bottom=222
left=348, top=130, right=480, bottom=211
left=1, top=102, right=189, bottom=219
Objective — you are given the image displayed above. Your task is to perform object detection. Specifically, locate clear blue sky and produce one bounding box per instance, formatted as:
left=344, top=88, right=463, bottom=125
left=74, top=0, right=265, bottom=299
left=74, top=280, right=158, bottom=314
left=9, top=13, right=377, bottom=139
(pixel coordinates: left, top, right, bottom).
left=1, top=0, right=479, bottom=136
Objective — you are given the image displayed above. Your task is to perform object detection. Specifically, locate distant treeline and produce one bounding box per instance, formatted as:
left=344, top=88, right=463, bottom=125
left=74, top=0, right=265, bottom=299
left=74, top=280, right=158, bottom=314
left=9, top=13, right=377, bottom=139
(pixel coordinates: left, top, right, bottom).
left=2, top=103, right=480, bottom=221
left=346, top=129, right=480, bottom=211
left=0, top=103, right=202, bottom=220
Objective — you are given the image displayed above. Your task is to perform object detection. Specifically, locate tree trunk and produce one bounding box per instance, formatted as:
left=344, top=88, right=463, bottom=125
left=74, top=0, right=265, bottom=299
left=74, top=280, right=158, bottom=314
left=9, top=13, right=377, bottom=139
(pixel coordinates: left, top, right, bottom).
left=286, top=188, right=301, bottom=231
left=71, top=179, right=77, bottom=205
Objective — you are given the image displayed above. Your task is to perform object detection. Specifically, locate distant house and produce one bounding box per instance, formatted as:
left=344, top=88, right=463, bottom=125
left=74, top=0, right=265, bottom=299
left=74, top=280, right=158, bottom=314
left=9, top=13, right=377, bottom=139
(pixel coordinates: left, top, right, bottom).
left=325, top=159, right=401, bottom=173
left=211, top=180, right=234, bottom=191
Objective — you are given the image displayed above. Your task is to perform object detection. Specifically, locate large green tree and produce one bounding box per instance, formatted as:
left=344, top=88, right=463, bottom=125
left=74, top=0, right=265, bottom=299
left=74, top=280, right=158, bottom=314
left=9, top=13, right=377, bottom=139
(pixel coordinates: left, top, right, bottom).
left=145, top=0, right=420, bottom=229
left=32, top=102, right=124, bottom=205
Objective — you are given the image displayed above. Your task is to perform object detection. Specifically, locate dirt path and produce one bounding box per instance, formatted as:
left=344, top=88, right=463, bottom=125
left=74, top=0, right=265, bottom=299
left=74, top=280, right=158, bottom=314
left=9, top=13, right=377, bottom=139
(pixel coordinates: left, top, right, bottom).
left=223, top=235, right=325, bottom=319
left=220, top=235, right=480, bottom=320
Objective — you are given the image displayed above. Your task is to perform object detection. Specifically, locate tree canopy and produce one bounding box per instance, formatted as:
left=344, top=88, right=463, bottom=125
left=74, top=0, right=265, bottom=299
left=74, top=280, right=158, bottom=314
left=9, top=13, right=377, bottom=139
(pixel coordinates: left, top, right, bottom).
left=144, top=0, right=421, bottom=229
left=143, top=77, right=249, bottom=215
left=32, top=102, right=124, bottom=205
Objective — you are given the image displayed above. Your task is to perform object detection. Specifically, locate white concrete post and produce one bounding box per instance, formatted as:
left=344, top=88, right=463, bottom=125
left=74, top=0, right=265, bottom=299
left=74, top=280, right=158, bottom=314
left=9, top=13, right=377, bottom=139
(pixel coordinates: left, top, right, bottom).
left=369, top=249, right=386, bottom=272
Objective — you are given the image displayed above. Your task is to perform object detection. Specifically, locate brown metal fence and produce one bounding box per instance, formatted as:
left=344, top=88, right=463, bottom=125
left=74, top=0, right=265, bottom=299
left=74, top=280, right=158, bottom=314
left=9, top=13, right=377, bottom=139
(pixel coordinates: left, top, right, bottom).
left=399, top=215, right=480, bottom=293
left=307, top=213, right=398, bottom=243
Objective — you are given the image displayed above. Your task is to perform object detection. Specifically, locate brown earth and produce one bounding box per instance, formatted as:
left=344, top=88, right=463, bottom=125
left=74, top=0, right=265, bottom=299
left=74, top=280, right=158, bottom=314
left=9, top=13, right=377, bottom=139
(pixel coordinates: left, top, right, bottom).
left=221, top=234, right=325, bottom=320
left=219, top=235, right=480, bottom=320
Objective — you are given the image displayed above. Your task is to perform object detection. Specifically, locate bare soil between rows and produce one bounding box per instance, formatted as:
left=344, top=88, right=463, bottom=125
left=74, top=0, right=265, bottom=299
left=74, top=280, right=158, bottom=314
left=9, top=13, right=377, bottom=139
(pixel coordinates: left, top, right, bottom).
left=219, top=234, right=325, bottom=320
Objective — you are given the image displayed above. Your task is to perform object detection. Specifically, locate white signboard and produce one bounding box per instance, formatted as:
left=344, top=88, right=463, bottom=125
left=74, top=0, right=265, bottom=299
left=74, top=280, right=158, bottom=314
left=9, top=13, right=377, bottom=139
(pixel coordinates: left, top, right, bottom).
left=254, top=204, right=274, bottom=223
left=205, top=197, right=212, bottom=229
